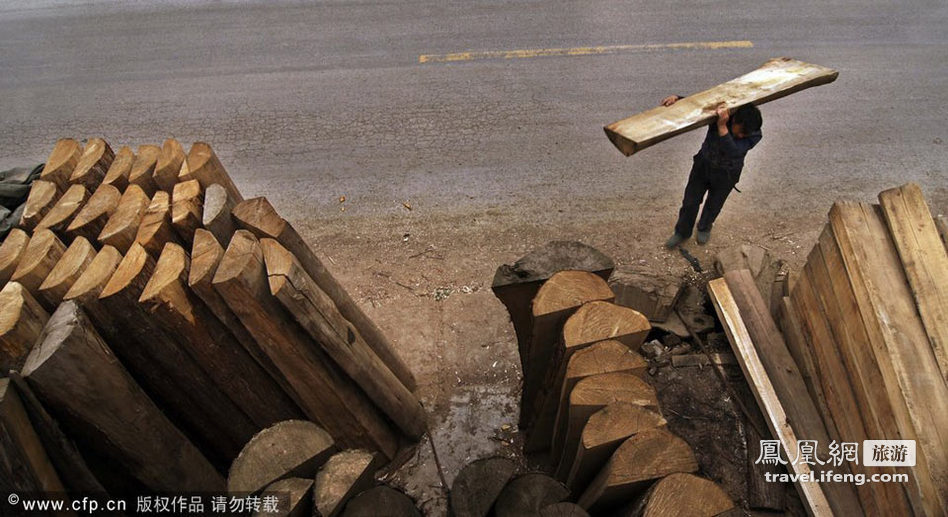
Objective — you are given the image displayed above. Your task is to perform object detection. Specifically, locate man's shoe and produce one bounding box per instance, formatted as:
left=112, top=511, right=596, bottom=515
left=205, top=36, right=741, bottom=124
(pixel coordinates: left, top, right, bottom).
left=696, top=230, right=711, bottom=245
left=665, top=233, right=686, bottom=249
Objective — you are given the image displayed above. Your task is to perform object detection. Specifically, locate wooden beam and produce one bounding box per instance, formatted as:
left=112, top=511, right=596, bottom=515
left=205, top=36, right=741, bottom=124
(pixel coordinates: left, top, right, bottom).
left=182, top=142, right=243, bottom=202
left=21, top=300, right=224, bottom=492
left=878, top=183, right=948, bottom=380
left=829, top=201, right=948, bottom=515
left=140, top=242, right=303, bottom=429
left=134, top=190, right=180, bottom=257
left=775, top=295, right=825, bottom=419
left=227, top=419, right=336, bottom=495
left=98, top=184, right=150, bottom=253
left=65, top=184, right=121, bottom=244
left=495, top=474, right=569, bottom=517
left=203, top=183, right=237, bottom=246
left=315, top=449, right=383, bottom=517
left=127, top=144, right=160, bottom=196
left=233, top=197, right=416, bottom=391
left=708, top=278, right=832, bottom=517
left=0, top=378, right=68, bottom=497
left=0, top=228, right=30, bottom=286
left=101, top=145, right=134, bottom=190
left=262, top=238, right=425, bottom=439
left=624, top=473, right=734, bottom=517
left=37, top=236, right=96, bottom=309
left=213, top=230, right=399, bottom=458
left=11, top=229, right=67, bottom=310
left=604, top=58, right=838, bottom=156
left=577, top=428, right=698, bottom=513
left=39, top=138, right=82, bottom=191
left=153, top=138, right=185, bottom=192
left=69, top=137, right=113, bottom=191
left=0, top=282, right=49, bottom=371
left=19, top=180, right=61, bottom=232
left=35, top=183, right=89, bottom=239
left=171, top=179, right=203, bottom=244
left=449, top=457, right=516, bottom=517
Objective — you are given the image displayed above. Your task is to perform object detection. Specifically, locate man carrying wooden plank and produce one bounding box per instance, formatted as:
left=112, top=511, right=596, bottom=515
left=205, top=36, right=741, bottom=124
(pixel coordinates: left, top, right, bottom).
left=664, top=101, right=763, bottom=248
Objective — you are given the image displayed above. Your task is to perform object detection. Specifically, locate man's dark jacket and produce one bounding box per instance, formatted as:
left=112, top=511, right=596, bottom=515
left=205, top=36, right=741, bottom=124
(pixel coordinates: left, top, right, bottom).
left=694, top=121, right=762, bottom=184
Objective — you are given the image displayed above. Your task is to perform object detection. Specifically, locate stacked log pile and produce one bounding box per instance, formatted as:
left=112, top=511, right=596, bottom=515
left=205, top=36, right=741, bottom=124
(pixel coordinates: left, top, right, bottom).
left=492, top=246, right=736, bottom=515
left=0, top=138, right=420, bottom=506
left=709, top=182, right=948, bottom=516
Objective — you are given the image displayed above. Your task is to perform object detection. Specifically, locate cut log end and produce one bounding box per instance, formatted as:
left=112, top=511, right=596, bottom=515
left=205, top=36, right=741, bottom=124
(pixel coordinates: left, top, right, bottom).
left=102, top=145, right=135, bottom=190
left=494, top=473, right=570, bottom=517
left=625, top=473, right=734, bottom=517
left=563, top=301, right=651, bottom=350
left=189, top=229, right=224, bottom=287
left=341, top=486, right=421, bottom=517
left=98, top=184, right=150, bottom=253
left=63, top=245, right=123, bottom=303
left=99, top=243, right=151, bottom=300
left=140, top=242, right=189, bottom=303
left=532, top=270, right=614, bottom=317
left=20, top=180, right=60, bottom=231
left=450, top=457, right=517, bottom=517
left=11, top=229, right=67, bottom=297
left=37, top=236, right=96, bottom=307
left=0, top=282, right=50, bottom=369
left=0, top=228, right=30, bottom=284
left=69, top=137, right=114, bottom=189
left=227, top=420, right=336, bottom=495
left=314, top=449, right=381, bottom=517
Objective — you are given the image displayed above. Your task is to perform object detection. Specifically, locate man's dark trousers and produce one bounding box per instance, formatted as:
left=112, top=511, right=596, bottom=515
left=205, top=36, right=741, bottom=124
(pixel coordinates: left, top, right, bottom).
left=674, top=157, right=736, bottom=238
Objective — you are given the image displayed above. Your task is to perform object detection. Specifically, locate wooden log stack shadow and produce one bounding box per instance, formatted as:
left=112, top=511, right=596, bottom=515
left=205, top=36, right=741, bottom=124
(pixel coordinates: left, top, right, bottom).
left=0, top=139, right=421, bottom=508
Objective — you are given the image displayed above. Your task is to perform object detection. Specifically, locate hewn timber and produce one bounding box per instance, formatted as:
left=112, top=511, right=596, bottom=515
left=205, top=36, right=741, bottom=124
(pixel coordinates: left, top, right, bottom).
left=65, top=184, right=121, bottom=244
left=35, top=183, right=90, bottom=238
left=101, top=145, right=134, bottom=190
left=11, top=229, right=67, bottom=309
left=314, top=449, right=382, bottom=517
left=623, top=473, right=734, bottom=517
left=449, top=457, right=516, bottom=517
left=127, top=144, right=160, bottom=196
left=227, top=420, right=336, bottom=495
left=37, top=236, right=96, bottom=309
left=0, top=378, right=68, bottom=498
left=69, top=138, right=113, bottom=191
left=98, top=184, right=150, bottom=252
left=39, top=139, right=82, bottom=191
left=134, top=190, right=180, bottom=257
left=153, top=138, right=185, bottom=192
left=0, top=228, right=30, bottom=285
left=182, top=142, right=244, bottom=202
left=0, top=282, right=49, bottom=371
left=20, top=180, right=61, bottom=231
left=203, top=183, right=237, bottom=245
left=494, top=474, right=569, bottom=517
left=341, top=486, right=421, bottom=517
left=171, top=179, right=203, bottom=244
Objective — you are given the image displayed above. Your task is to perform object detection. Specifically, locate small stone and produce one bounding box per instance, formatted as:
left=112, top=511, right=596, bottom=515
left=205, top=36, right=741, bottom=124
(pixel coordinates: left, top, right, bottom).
left=640, top=340, right=665, bottom=360
left=661, top=334, right=683, bottom=348
left=668, top=343, right=692, bottom=356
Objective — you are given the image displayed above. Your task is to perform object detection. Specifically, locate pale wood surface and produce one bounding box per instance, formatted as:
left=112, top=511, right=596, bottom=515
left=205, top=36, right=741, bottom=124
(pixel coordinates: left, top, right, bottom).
left=0, top=378, right=68, bottom=497
left=134, top=190, right=181, bottom=257
left=604, top=58, right=838, bottom=156
left=98, top=184, right=150, bottom=252
left=62, top=245, right=123, bottom=327
left=183, top=142, right=244, bottom=202
left=36, top=183, right=89, bottom=237
left=20, top=180, right=60, bottom=231
left=101, top=145, right=135, bottom=190
left=11, top=229, right=67, bottom=309
left=153, top=138, right=185, bottom=191
left=228, top=419, right=336, bottom=495
left=69, top=137, right=113, bottom=191
left=171, top=179, right=203, bottom=244
left=37, top=236, right=96, bottom=308
left=39, top=138, right=81, bottom=190
left=203, top=183, right=237, bottom=245
left=128, top=144, right=160, bottom=196
left=0, top=282, right=49, bottom=370
left=65, top=183, right=121, bottom=243
left=0, top=228, right=30, bottom=286
left=624, top=473, right=734, bottom=517
left=315, top=449, right=382, bottom=517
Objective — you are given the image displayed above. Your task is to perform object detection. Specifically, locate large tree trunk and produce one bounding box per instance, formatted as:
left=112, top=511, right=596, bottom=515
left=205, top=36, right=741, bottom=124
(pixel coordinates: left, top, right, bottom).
left=0, top=378, right=68, bottom=498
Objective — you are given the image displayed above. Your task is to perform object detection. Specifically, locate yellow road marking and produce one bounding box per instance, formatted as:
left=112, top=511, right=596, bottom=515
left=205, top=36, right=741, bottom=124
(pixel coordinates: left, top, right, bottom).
left=419, top=40, right=753, bottom=64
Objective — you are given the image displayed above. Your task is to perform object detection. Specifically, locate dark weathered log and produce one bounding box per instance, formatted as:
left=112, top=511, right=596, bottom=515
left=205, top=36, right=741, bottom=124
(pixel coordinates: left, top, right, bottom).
left=127, top=144, right=160, bottom=196
left=182, top=142, right=244, bottom=202
left=262, top=238, right=425, bottom=439
left=35, top=183, right=90, bottom=239
left=314, top=449, right=382, bottom=517
left=492, top=241, right=614, bottom=360
left=0, top=378, right=68, bottom=497
left=65, top=184, right=121, bottom=244
left=0, top=282, right=49, bottom=370
left=577, top=428, right=698, bottom=513
left=227, top=420, right=336, bottom=495
left=540, top=503, right=588, bottom=517
left=255, top=477, right=314, bottom=517
left=39, top=138, right=82, bottom=191
left=0, top=228, right=30, bottom=286
left=37, top=236, right=96, bottom=309
left=69, top=138, right=113, bottom=191
left=171, top=179, right=203, bottom=244
left=564, top=402, right=665, bottom=496
left=153, top=138, right=185, bottom=192
left=232, top=197, right=416, bottom=391
left=623, top=473, right=734, bottom=517
left=203, top=183, right=237, bottom=246
left=20, top=301, right=224, bottom=492
left=134, top=190, right=181, bottom=257
left=494, top=473, right=569, bottom=517
left=98, top=184, right=150, bottom=253
left=101, top=145, right=134, bottom=191
left=11, top=229, right=67, bottom=310
left=341, top=486, right=421, bottom=517
left=449, top=457, right=516, bottom=517
left=99, top=242, right=254, bottom=468
left=20, top=180, right=61, bottom=232
left=213, top=231, right=399, bottom=458
left=141, top=242, right=303, bottom=429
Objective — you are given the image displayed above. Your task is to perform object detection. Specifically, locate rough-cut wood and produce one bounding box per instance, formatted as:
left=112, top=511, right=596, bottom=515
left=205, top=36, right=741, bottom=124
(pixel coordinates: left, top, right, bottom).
left=577, top=428, right=698, bottom=512
left=171, top=179, right=203, bottom=244
left=540, top=503, right=588, bottom=517
left=19, top=180, right=60, bottom=231
left=69, top=138, right=113, bottom=191
left=101, top=145, right=134, bottom=190
left=188, top=229, right=280, bottom=384
left=494, top=474, right=569, bottom=517
left=141, top=242, right=302, bottom=429
left=828, top=201, right=948, bottom=515
left=492, top=241, right=614, bottom=364
left=228, top=420, right=336, bottom=495
left=213, top=230, right=399, bottom=458
left=605, top=58, right=838, bottom=156
left=878, top=183, right=948, bottom=380
left=134, top=190, right=180, bottom=257
left=203, top=183, right=237, bottom=245
left=449, top=457, right=516, bottom=517
left=776, top=296, right=824, bottom=416
left=341, top=486, right=421, bottom=517
left=99, top=243, right=253, bottom=467
left=256, top=477, right=314, bottom=517
left=183, top=142, right=244, bottom=202
left=0, top=378, right=67, bottom=497
left=62, top=245, right=123, bottom=324
left=11, top=229, right=67, bottom=308
left=0, top=228, right=30, bottom=285
left=65, top=184, right=121, bottom=243
left=624, top=473, right=734, bottom=517
left=233, top=197, right=416, bottom=391
left=553, top=372, right=659, bottom=483
left=0, top=283, right=48, bottom=370
left=937, top=215, right=948, bottom=250
left=127, top=144, right=160, bottom=196
left=98, top=184, right=150, bottom=252
left=37, top=236, right=96, bottom=309
left=709, top=278, right=832, bottom=517
left=153, top=138, right=185, bottom=191
left=565, top=402, right=665, bottom=495
left=522, top=270, right=614, bottom=433
left=40, top=138, right=82, bottom=190
left=528, top=301, right=650, bottom=453
left=551, top=341, right=646, bottom=466
left=21, top=301, right=224, bottom=492
left=315, top=449, right=382, bottom=517
left=608, top=270, right=684, bottom=322
left=263, top=238, right=425, bottom=439
left=35, top=183, right=89, bottom=237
